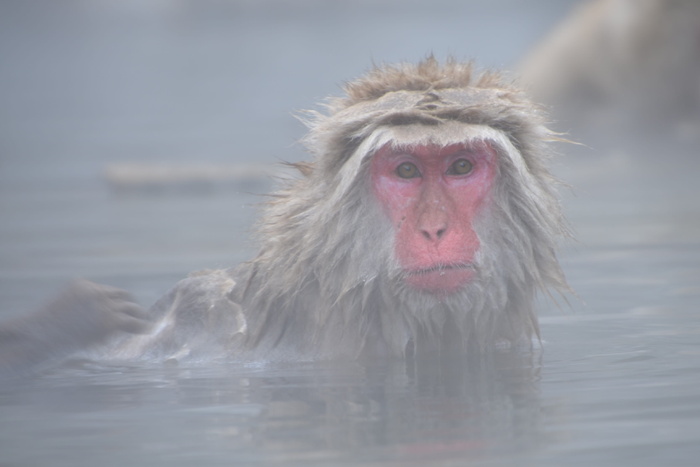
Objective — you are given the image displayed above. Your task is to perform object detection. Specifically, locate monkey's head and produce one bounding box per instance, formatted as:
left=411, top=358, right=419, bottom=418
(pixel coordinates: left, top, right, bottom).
left=256, top=58, right=569, bottom=342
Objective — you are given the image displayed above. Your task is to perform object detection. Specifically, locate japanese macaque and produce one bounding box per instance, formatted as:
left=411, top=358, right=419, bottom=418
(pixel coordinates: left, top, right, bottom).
left=0, top=58, right=569, bottom=371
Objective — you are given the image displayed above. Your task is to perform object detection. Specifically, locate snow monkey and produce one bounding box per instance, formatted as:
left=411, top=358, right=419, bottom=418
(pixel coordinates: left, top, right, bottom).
left=0, top=58, right=569, bottom=371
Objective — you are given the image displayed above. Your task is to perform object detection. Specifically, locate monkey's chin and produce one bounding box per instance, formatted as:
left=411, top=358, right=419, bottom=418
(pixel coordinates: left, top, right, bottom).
left=404, top=265, right=475, bottom=294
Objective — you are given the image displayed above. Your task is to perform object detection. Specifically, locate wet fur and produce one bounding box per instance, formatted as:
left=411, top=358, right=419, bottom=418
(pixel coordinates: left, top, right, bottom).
left=64, top=57, right=571, bottom=364
left=214, top=57, right=571, bottom=360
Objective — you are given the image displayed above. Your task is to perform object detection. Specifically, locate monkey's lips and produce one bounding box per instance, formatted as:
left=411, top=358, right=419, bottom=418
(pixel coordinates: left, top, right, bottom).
left=404, top=263, right=475, bottom=293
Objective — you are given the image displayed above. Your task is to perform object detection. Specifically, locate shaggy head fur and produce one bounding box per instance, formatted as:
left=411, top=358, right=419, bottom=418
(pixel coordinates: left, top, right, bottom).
left=240, top=57, right=569, bottom=360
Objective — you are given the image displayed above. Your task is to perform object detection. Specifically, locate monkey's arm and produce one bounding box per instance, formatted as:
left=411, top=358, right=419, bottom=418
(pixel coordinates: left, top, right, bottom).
left=114, top=269, right=247, bottom=362
left=0, top=280, right=152, bottom=374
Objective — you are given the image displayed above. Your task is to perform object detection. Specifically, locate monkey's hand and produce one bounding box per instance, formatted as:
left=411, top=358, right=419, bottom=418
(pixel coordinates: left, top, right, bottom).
left=0, top=279, right=152, bottom=374
left=48, top=279, right=152, bottom=337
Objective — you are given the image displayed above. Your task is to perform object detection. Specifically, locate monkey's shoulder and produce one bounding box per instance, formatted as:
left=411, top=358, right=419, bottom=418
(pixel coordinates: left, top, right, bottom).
left=150, top=268, right=243, bottom=327
left=116, top=268, right=247, bottom=361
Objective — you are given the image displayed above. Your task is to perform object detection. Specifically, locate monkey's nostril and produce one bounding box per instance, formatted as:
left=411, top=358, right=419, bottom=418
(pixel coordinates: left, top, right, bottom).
left=421, top=228, right=446, bottom=241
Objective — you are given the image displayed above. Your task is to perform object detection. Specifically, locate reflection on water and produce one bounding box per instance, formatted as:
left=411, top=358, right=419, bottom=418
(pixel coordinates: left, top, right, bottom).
left=1, top=353, right=544, bottom=466
left=1, top=0, right=700, bottom=466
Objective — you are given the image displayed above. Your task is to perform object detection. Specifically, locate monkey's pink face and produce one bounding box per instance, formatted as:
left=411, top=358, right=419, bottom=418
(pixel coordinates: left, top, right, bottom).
left=371, top=142, right=497, bottom=294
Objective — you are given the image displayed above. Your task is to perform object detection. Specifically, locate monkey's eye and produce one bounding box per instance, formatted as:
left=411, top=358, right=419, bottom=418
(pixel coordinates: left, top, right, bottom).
left=396, top=162, right=420, bottom=179
left=447, top=158, right=473, bottom=176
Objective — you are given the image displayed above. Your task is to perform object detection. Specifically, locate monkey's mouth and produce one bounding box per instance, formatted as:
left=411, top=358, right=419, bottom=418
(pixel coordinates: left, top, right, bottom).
left=404, top=263, right=475, bottom=293
left=407, top=263, right=474, bottom=276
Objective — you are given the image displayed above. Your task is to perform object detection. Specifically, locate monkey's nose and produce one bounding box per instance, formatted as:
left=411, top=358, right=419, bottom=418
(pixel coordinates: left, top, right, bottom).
left=421, top=226, right=447, bottom=241
left=417, top=202, right=449, bottom=242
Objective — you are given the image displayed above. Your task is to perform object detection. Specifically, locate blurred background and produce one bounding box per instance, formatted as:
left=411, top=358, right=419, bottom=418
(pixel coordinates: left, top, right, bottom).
left=0, top=0, right=698, bottom=322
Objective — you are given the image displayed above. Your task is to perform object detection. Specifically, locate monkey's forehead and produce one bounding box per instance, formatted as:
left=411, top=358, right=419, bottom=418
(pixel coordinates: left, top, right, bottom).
left=314, top=86, right=531, bottom=141
left=335, top=87, right=512, bottom=117
left=306, top=85, right=547, bottom=180
left=364, top=121, right=508, bottom=148
left=328, top=121, right=517, bottom=193
left=351, top=122, right=516, bottom=167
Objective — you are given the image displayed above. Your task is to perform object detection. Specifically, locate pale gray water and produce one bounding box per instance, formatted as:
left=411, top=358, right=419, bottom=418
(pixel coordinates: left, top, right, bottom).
left=1, top=1, right=700, bottom=466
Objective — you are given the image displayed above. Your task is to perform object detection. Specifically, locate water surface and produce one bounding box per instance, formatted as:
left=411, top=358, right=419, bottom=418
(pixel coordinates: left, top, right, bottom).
left=1, top=1, right=699, bottom=466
